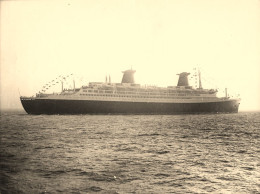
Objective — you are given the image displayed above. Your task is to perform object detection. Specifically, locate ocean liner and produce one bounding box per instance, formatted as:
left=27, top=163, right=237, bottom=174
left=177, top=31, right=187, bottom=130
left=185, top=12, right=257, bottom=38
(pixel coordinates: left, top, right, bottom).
left=20, top=69, right=240, bottom=114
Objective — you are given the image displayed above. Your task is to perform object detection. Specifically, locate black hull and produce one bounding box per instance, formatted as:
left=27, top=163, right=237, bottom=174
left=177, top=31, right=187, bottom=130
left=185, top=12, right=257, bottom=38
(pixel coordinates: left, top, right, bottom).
left=20, top=98, right=240, bottom=115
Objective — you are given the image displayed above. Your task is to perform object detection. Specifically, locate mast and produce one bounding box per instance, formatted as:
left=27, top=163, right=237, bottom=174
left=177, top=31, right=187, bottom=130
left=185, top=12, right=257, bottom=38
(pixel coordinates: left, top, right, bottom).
left=198, top=68, right=202, bottom=89
left=61, top=81, right=64, bottom=92
left=73, top=80, right=75, bottom=92
left=225, top=88, right=228, bottom=98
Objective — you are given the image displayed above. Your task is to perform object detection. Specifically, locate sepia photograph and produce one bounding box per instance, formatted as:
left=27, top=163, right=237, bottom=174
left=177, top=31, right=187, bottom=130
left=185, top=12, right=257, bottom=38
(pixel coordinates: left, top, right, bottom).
left=1, top=0, right=260, bottom=193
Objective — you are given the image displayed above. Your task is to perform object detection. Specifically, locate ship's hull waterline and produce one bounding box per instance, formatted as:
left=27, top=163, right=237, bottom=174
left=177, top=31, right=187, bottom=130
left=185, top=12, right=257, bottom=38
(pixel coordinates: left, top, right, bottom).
left=20, top=97, right=240, bottom=115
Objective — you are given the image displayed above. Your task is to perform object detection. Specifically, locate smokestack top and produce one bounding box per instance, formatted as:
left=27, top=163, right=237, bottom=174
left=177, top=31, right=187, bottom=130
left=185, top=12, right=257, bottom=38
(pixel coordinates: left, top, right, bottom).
left=177, top=72, right=190, bottom=86
left=121, top=69, right=136, bottom=83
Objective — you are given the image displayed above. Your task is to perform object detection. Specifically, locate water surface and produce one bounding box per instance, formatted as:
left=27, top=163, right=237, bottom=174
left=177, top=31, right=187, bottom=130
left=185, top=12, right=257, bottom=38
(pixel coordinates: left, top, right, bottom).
left=1, top=111, right=259, bottom=193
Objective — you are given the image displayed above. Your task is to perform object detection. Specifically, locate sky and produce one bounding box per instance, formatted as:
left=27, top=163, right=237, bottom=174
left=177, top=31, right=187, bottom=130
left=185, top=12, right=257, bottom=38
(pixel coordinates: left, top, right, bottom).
left=1, top=0, right=260, bottom=111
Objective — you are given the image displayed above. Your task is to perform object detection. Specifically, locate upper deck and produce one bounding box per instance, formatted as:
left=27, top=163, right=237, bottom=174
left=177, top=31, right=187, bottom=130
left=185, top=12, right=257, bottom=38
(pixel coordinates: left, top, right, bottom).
left=31, top=81, right=225, bottom=103
left=30, top=69, right=234, bottom=103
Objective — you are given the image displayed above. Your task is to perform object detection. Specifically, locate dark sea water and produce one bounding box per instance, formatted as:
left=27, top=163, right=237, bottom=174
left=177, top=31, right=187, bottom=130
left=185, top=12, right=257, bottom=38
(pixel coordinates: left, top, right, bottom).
left=0, top=111, right=259, bottom=194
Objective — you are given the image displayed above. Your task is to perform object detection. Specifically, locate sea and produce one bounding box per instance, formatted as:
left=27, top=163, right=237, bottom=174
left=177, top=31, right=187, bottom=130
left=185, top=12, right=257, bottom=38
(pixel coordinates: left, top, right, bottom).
left=0, top=111, right=259, bottom=194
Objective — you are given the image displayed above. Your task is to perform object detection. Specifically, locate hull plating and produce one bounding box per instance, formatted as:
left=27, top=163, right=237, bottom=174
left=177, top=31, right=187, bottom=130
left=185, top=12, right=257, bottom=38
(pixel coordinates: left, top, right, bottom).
left=20, top=98, right=240, bottom=115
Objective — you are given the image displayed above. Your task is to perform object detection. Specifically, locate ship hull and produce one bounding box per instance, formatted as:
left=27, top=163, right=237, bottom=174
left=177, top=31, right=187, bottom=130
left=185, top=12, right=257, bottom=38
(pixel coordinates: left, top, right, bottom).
left=20, top=98, right=240, bottom=115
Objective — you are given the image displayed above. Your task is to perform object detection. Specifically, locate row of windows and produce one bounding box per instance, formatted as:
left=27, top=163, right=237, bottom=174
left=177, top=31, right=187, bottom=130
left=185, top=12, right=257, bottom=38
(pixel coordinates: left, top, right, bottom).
left=80, top=93, right=201, bottom=97
left=83, top=88, right=212, bottom=93
left=79, top=93, right=196, bottom=99
left=82, top=89, right=210, bottom=95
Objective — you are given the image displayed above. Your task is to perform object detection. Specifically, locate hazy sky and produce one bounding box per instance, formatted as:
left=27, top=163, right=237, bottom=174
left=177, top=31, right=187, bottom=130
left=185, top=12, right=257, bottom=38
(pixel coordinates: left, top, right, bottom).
left=1, top=0, right=260, bottom=111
